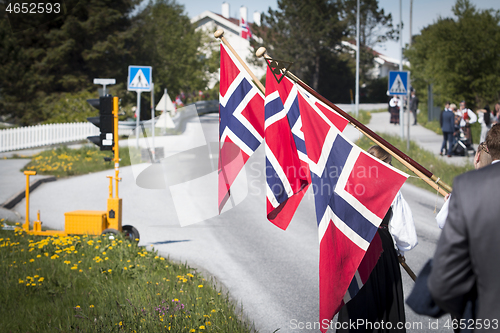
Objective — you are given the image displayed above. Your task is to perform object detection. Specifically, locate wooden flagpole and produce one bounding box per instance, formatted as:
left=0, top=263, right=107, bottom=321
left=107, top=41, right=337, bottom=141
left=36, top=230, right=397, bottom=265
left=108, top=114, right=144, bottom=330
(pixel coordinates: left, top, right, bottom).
left=398, top=256, right=417, bottom=281
left=214, top=29, right=265, bottom=94
left=255, top=47, right=451, bottom=197
left=214, top=29, right=421, bottom=282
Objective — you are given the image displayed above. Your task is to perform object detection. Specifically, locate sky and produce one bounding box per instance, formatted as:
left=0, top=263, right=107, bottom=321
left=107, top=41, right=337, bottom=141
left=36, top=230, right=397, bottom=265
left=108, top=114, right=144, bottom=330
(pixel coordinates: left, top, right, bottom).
left=178, top=0, right=500, bottom=60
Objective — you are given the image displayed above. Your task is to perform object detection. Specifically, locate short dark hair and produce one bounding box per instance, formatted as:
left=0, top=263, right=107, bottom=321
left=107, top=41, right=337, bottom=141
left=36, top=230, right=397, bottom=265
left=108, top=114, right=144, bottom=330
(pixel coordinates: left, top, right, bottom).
left=367, top=145, right=392, bottom=164
left=486, top=124, right=500, bottom=160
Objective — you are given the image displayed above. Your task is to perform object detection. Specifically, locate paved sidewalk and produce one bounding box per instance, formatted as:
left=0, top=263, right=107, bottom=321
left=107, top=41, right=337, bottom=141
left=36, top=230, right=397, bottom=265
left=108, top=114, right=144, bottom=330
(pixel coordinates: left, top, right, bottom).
left=365, top=111, right=474, bottom=167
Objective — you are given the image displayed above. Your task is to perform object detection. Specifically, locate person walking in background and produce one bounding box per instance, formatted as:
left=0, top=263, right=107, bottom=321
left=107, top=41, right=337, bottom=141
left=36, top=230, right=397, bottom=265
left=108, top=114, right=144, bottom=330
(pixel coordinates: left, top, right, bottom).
left=477, top=105, right=492, bottom=143
left=389, top=96, right=400, bottom=125
left=493, top=103, right=499, bottom=125
left=451, top=103, right=462, bottom=153
left=409, top=91, right=419, bottom=125
left=428, top=124, right=500, bottom=323
left=336, top=145, right=417, bottom=333
left=439, top=102, right=454, bottom=157
left=458, top=100, right=477, bottom=145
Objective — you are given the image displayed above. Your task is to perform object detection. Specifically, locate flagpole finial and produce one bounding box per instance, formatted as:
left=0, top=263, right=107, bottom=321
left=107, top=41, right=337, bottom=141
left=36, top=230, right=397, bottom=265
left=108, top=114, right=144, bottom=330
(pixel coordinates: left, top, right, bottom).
left=214, top=29, right=224, bottom=38
left=256, top=47, right=267, bottom=58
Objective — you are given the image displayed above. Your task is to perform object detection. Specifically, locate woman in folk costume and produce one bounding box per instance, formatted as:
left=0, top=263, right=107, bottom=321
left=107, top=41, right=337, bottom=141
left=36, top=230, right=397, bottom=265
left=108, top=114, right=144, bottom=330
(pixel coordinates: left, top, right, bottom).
left=389, top=96, right=400, bottom=125
left=337, top=146, right=418, bottom=333
left=477, top=105, right=492, bottom=143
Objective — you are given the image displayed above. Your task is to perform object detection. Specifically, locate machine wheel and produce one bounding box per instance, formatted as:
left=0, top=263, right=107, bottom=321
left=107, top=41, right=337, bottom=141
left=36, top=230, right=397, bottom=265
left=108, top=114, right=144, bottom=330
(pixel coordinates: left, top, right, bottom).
left=102, top=228, right=120, bottom=240
left=122, top=225, right=140, bottom=242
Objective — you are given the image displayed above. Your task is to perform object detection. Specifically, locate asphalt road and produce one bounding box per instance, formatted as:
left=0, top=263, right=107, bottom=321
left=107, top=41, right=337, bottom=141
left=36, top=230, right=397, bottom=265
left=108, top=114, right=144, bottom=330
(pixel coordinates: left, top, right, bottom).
left=12, top=113, right=452, bottom=333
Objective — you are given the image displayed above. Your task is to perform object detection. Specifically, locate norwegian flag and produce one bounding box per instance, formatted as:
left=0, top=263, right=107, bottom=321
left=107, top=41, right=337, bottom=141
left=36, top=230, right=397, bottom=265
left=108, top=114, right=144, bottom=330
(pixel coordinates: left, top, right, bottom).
left=296, top=90, right=408, bottom=331
left=240, top=18, right=252, bottom=40
left=175, top=95, right=184, bottom=107
left=264, top=67, right=349, bottom=230
left=218, top=42, right=264, bottom=213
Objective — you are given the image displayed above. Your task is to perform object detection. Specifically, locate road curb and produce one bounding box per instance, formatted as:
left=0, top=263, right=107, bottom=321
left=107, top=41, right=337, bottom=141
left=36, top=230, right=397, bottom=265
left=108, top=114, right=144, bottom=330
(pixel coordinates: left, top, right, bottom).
left=1, top=176, right=57, bottom=209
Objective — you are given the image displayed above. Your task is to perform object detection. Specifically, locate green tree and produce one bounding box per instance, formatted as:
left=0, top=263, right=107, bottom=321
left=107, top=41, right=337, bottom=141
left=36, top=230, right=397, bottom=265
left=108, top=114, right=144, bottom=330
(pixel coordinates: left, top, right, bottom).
left=0, top=0, right=141, bottom=125
left=251, top=0, right=346, bottom=92
left=0, top=0, right=212, bottom=125
left=406, top=0, right=500, bottom=108
left=342, top=0, right=397, bottom=84
left=135, top=0, right=213, bottom=103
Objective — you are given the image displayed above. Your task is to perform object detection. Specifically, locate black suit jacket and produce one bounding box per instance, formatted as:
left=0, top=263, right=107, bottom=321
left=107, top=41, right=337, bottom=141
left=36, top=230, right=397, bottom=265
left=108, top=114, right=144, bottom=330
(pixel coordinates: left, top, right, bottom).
left=429, top=162, right=500, bottom=324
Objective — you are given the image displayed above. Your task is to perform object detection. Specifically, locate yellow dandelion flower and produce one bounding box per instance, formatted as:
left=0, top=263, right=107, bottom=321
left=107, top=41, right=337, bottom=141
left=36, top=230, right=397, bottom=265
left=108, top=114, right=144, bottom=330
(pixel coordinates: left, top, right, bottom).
left=199, top=325, right=206, bottom=330
left=90, top=305, right=94, bottom=308
left=38, top=277, right=44, bottom=282
left=198, top=285, right=203, bottom=288
left=108, top=269, right=112, bottom=273
left=123, top=267, right=127, bottom=270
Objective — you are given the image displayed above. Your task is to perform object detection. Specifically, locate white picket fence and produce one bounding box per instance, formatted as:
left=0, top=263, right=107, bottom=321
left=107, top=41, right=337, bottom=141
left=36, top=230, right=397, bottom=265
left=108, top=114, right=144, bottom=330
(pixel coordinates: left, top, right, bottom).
left=0, top=122, right=100, bottom=152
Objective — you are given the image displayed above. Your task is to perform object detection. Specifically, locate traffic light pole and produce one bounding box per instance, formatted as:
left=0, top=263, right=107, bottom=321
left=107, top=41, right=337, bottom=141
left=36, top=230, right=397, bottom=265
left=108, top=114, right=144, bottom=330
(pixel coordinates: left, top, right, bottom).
left=106, top=96, right=122, bottom=231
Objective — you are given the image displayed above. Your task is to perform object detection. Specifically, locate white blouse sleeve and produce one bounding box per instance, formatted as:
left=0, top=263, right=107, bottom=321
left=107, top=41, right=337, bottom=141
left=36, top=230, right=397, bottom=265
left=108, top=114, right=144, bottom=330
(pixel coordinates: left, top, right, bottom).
left=435, top=196, right=450, bottom=229
left=388, top=191, right=418, bottom=256
left=468, top=109, right=477, bottom=123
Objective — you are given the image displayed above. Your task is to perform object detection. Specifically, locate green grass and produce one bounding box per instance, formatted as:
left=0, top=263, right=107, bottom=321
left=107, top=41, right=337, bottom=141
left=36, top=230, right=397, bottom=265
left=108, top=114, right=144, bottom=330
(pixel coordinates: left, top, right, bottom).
left=363, top=108, right=387, bottom=114
left=21, top=145, right=131, bottom=178
left=350, top=110, right=372, bottom=125
left=356, top=133, right=474, bottom=192
left=0, top=223, right=254, bottom=333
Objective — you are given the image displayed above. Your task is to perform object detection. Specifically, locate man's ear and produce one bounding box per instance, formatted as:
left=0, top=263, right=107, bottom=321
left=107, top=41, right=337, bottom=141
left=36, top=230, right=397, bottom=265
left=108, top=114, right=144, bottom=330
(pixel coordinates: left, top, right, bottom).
left=474, top=150, right=480, bottom=168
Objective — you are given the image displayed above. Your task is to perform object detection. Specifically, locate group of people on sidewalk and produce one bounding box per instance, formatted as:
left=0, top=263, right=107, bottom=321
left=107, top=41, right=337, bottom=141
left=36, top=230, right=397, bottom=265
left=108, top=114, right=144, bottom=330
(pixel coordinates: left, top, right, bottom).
left=440, top=100, right=499, bottom=157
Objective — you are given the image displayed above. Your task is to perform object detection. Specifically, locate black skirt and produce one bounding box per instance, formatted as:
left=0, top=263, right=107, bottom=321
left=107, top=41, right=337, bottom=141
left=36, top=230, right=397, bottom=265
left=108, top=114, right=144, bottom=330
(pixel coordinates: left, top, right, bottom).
left=390, top=107, right=400, bottom=124
left=336, top=225, right=406, bottom=332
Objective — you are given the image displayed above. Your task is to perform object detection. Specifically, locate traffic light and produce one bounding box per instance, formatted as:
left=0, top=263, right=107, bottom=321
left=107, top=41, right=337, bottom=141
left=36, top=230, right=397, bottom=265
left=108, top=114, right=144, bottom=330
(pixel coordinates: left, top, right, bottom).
left=87, top=95, right=114, bottom=150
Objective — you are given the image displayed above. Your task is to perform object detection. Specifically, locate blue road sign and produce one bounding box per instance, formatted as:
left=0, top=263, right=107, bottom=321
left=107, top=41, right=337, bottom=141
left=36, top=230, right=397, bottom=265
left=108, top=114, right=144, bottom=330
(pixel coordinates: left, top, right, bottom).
left=128, top=66, right=152, bottom=91
left=388, top=71, right=409, bottom=96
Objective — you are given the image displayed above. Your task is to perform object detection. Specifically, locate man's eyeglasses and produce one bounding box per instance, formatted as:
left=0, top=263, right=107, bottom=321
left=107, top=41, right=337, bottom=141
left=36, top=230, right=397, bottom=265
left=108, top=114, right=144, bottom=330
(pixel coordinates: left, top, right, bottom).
left=479, top=143, right=490, bottom=154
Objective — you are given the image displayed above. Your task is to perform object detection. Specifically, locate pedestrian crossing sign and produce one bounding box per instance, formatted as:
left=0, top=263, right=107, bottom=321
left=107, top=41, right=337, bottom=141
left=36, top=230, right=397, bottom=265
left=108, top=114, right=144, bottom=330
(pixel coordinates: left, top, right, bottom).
left=128, top=66, right=152, bottom=91
left=388, top=71, right=409, bottom=96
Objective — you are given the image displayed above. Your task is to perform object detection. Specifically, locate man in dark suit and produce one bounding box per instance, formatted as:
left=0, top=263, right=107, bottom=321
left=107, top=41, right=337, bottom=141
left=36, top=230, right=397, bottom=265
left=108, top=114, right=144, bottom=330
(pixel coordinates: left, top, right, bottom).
left=440, top=102, right=455, bottom=157
left=428, top=124, right=500, bottom=325
left=410, top=91, right=419, bottom=125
